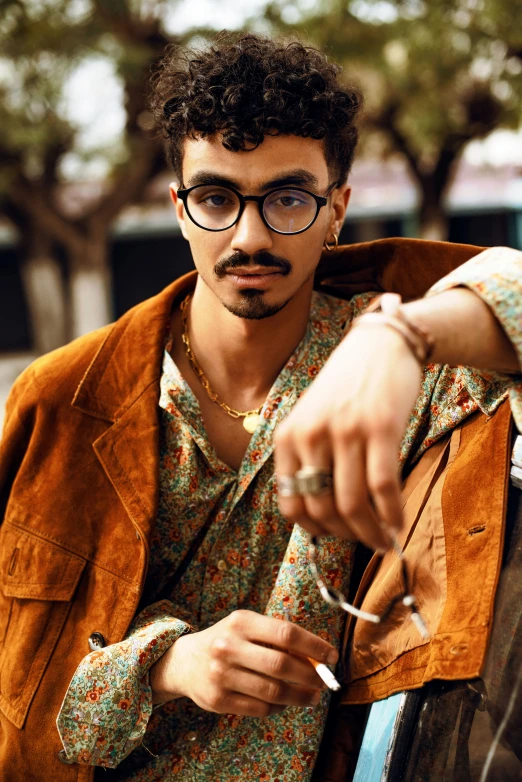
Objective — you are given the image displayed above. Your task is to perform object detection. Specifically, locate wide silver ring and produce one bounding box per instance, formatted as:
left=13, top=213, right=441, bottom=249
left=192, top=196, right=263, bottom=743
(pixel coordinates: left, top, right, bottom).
left=276, top=475, right=300, bottom=498
left=295, top=466, right=334, bottom=496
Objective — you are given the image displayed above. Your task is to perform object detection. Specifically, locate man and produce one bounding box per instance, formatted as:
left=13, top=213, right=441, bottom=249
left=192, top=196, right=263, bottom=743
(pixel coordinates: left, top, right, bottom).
left=0, top=33, right=520, bottom=782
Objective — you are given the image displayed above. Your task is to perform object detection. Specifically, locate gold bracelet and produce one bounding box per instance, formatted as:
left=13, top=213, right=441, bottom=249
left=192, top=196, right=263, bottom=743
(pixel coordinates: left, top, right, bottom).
left=350, top=294, right=435, bottom=365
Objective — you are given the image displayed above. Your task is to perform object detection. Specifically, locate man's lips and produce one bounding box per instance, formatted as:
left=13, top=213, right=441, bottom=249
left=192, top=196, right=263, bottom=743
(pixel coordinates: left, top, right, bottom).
left=224, top=267, right=285, bottom=288
left=225, top=267, right=283, bottom=276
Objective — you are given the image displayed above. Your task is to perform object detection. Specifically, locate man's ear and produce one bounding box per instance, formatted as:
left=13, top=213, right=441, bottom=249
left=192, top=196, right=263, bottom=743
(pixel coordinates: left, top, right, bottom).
left=330, top=184, right=351, bottom=237
left=169, top=183, right=190, bottom=241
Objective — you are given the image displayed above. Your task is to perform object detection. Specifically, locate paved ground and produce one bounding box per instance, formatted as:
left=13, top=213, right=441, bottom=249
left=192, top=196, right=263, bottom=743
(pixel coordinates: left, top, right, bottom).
left=0, top=353, right=37, bottom=433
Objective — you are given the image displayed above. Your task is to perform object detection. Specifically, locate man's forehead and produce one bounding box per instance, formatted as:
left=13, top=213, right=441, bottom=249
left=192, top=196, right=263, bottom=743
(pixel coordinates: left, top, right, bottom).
left=181, top=134, right=329, bottom=190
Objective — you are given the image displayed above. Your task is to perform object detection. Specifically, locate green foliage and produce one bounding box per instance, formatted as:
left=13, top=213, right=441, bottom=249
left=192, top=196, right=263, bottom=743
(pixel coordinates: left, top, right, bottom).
left=0, top=1, right=86, bottom=189
left=0, top=0, right=182, bottom=198
left=264, top=0, right=522, bottom=176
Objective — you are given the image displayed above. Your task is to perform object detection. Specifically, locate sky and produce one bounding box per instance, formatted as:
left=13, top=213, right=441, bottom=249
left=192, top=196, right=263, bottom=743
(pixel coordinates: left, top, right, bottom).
left=60, top=0, right=522, bottom=180
left=61, top=0, right=269, bottom=179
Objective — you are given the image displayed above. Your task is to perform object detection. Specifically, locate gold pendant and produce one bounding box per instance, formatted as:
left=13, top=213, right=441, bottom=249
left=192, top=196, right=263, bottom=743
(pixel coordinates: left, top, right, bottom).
left=243, top=413, right=261, bottom=433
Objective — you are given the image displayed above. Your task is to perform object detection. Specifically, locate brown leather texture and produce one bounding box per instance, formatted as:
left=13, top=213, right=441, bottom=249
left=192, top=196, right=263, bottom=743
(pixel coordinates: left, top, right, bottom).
left=315, top=236, right=485, bottom=301
left=0, top=238, right=489, bottom=780
left=340, top=401, right=511, bottom=704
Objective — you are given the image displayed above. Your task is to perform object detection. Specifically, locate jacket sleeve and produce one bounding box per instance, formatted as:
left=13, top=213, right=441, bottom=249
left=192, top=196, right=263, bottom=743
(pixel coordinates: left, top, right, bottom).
left=426, top=245, right=522, bottom=432
left=0, top=371, right=35, bottom=523
left=56, top=600, right=193, bottom=768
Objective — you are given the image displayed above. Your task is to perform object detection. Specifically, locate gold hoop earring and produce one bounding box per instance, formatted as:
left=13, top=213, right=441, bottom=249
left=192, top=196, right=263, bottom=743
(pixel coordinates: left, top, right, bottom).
left=323, top=233, right=339, bottom=252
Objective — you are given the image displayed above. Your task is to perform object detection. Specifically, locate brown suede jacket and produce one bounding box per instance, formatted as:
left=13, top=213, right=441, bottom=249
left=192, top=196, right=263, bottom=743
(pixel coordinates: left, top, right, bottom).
left=0, top=238, right=510, bottom=782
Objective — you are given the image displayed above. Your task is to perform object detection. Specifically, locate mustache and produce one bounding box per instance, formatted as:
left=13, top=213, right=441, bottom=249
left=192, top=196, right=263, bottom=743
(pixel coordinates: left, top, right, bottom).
left=214, top=251, right=292, bottom=279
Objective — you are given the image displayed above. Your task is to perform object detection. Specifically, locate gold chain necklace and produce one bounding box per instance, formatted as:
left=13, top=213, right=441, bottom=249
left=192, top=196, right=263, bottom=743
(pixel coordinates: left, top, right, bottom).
left=180, top=294, right=263, bottom=434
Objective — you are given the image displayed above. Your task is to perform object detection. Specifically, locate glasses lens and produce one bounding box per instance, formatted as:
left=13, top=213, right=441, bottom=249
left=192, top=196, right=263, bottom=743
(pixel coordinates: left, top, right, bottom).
left=186, top=186, right=240, bottom=230
left=263, top=189, right=318, bottom=234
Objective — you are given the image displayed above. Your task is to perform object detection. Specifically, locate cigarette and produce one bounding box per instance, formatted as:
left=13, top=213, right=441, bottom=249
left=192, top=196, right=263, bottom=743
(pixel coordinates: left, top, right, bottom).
left=282, top=606, right=341, bottom=692
left=306, top=657, right=341, bottom=692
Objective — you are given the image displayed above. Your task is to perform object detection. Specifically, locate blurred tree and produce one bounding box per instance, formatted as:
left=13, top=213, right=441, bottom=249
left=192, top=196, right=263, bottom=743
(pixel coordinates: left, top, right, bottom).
left=0, top=0, right=174, bottom=352
left=265, top=0, right=522, bottom=240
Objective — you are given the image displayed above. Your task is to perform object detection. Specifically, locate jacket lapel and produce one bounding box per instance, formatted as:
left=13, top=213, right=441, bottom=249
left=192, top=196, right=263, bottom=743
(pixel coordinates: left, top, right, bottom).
left=92, top=382, right=162, bottom=540
left=71, top=271, right=197, bottom=546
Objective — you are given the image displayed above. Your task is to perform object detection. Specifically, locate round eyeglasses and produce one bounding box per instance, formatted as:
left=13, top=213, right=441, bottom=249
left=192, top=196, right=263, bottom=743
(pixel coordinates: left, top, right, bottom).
left=177, top=182, right=338, bottom=236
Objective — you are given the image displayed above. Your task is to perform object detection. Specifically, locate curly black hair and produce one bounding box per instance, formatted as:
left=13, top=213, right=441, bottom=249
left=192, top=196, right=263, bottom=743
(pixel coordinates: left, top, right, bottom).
left=149, top=33, right=362, bottom=183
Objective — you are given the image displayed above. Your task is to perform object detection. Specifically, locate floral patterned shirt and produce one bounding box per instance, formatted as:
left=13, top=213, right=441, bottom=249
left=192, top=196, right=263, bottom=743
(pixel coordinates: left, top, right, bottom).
left=57, top=247, right=522, bottom=781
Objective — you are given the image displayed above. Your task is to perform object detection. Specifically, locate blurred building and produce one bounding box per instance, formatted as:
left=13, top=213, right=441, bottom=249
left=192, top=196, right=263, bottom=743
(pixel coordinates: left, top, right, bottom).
left=1, top=160, right=521, bottom=357
left=1, top=158, right=521, bottom=430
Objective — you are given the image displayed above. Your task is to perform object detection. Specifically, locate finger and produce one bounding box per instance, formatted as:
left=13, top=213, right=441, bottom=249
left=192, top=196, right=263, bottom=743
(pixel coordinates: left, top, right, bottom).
left=366, top=434, right=403, bottom=537
left=217, top=693, right=287, bottom=718
left=274, top=422, right=307, bottom=523
left=224, top=637, right=328, bottom=688
left=221, top=668, right=323, bottom=707
left=333, top=439, right=390, bottom=551
left=236, top=612, right=339, bottom=665
left=298, top=434, right=349, bottom=538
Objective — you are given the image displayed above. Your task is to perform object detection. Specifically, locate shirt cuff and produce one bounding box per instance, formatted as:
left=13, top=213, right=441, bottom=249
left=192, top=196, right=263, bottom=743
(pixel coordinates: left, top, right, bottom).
left=426, top=246, right=522, bottom=431
left=426, top=246, right=522, bottom=371
left=56, top=600, right=193, bottom=768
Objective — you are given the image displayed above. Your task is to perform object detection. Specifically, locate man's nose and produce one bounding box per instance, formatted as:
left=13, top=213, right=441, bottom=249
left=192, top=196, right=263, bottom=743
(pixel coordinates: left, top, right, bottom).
left=230, top=202, right=273, bottom=256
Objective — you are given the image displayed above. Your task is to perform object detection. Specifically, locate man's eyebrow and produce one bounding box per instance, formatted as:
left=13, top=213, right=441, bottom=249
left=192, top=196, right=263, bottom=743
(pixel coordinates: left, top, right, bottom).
left=186, top=171, right=241, bottom=189
left=261, top=170, right=319, bottom=190
left=185, top=168, right=320, bottom=191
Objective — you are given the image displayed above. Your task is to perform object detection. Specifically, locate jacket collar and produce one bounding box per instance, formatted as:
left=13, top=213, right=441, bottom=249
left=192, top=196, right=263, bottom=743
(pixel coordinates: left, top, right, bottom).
left=71, top=237, right=483, bottom=421
left=71, top=271, right=197, bottom=421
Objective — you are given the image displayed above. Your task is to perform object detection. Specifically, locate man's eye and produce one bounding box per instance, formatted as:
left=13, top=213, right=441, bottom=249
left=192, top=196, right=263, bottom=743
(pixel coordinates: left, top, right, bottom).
left=273, top=195, right=306, bottom=208
left=202, top=194, right=230, bottom=207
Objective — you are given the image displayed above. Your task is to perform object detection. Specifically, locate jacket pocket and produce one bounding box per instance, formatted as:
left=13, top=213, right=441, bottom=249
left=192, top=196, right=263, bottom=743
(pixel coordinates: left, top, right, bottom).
left=0, top=523, right=86, bottom=728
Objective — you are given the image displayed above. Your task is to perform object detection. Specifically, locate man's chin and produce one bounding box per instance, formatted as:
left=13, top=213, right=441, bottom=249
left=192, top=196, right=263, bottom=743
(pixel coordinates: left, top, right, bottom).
left=222, top=290, right=291, bottom=320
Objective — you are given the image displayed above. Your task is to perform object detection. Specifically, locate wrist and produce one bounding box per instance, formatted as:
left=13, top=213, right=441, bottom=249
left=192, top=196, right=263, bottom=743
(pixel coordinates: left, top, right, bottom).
left=350, top=293, right=434, bottom=366
left=150, top=633, right=191, bottom=705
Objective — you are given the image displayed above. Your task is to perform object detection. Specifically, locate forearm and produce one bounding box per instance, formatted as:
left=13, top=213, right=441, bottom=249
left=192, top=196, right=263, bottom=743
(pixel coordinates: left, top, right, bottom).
left=404, top=287, right=520, bottom=374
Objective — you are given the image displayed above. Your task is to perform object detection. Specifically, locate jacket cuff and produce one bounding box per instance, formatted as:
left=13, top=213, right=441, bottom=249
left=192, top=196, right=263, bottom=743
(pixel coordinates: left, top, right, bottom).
left=56, top=600, right=193, bottom=768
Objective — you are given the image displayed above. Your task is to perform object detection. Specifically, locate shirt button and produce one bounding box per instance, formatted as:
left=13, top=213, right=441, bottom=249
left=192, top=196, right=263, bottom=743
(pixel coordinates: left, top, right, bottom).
left=217, top=560, right=227, bottom=571
left=57, top=749, right=75, bottom=765
left=88, top=632, right=106, bottom=651
left=185, top=731, right=198, bottom=742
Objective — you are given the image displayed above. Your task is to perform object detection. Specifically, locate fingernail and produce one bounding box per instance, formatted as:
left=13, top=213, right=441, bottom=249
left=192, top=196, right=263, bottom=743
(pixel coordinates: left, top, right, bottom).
left=310, top=691, right=321, bottom=706
left=327, top=650, right=338, bottom=665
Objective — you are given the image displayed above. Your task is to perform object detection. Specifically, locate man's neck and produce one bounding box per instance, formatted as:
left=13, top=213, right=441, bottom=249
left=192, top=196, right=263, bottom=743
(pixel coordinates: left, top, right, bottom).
left=182, top=276, right=314, bottom=411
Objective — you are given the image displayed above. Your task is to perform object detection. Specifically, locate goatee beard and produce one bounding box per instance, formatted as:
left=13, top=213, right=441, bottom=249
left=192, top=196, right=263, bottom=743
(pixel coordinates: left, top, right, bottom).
left=214, top=250, right=293, bottom=320
left=221, top=290, right=292, bottom=320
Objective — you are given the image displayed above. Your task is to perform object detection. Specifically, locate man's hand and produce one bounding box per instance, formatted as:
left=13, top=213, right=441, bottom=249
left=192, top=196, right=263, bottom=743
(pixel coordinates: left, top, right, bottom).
left=150, top=610, right=338, bottom=714
left=274, top=324, right=422, bottom=551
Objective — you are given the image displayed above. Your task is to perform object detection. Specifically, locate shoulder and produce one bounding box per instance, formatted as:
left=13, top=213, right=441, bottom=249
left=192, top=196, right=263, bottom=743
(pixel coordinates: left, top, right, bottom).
left=7, top=324, right=115, bottom=424
left=6, top=275, right=183, bottom=426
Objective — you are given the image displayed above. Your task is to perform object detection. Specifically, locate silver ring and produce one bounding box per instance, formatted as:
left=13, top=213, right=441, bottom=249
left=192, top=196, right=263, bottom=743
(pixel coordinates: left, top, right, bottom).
left=276, top=475, right=300, bottom=498
left=295, top=466, right=334, bottom=496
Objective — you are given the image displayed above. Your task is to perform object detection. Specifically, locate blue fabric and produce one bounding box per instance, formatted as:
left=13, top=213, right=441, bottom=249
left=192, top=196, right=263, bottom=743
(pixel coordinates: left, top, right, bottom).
left=353, top=693, right=404, bottom=781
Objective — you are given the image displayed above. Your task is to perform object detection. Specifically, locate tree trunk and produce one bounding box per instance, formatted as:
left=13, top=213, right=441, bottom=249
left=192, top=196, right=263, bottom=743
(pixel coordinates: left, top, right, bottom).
left=20, top=252, right=68, bottom=355
left=418, top=188, right=449, bottom=242
left=68, top=231, right=113, bottom=339
left=16, top=218, right=69, bottom=355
